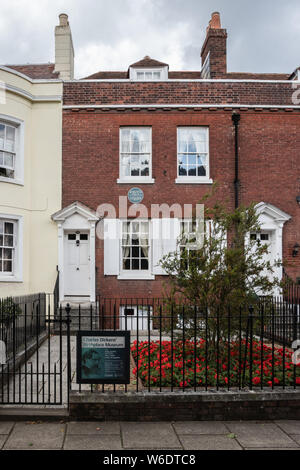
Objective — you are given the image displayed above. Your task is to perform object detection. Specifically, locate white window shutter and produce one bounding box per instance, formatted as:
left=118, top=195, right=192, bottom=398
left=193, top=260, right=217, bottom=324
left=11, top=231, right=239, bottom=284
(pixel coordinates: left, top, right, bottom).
left=104, top=219, right=120, bottom=275
left=209, top=220, right=227, bottom=251
left=152, top=219, right=180, bottom=275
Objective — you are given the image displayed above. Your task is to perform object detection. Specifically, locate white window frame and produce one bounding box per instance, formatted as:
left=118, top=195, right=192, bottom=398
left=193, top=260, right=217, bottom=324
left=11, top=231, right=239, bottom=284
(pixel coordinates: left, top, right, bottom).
left=0, top=213, right=23, bottom=282
left=175, top=127, right=213, bottom=184
left=129, top=67, right=168, bottom=81
left=0, top=115, right=24, bottom=186
left=118, top=219, right=154, bottom=280
left=118, top=127, right=155, bottom=184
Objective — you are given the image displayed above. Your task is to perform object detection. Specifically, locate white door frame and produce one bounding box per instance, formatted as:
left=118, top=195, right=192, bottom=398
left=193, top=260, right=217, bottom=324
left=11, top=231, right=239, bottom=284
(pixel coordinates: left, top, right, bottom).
left=52, top=202, right=99, bottom=302
left=255, top=202, right=291, bottom=295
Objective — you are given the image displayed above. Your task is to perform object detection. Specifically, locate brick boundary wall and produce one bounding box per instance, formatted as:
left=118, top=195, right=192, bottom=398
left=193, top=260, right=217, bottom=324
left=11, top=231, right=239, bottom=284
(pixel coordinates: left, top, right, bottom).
left=63, top=81, right=297, bottom=106
left=69, top=391, right=300, bottom=421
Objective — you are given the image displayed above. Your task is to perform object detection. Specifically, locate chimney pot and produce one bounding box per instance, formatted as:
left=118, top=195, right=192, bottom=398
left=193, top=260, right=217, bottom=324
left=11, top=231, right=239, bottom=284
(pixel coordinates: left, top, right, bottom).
left=59, top=13, right=69, bottom=26
left=210, top=11, right=221, bottom=29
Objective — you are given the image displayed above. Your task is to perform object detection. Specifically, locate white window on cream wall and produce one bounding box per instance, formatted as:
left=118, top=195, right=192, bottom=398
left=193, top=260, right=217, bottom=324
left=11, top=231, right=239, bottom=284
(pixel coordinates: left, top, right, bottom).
left=176, top=127, right=212, bottom=184
left=118, top=127, right=154, bottom=184
left=0, top=115, right=24, bottom=186
left=0, top=214, right=23, bottom=282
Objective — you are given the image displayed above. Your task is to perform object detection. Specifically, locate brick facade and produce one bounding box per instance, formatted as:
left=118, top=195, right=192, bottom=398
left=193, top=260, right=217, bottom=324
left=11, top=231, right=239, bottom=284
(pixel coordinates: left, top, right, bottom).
left=61, top=11, right=300, bottom=300
left=62, top=108, right=300, bottom=297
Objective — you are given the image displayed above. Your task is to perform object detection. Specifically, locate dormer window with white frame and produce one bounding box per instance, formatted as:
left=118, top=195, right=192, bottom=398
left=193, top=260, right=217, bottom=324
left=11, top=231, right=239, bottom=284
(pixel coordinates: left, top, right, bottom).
left=0, top=116, right=24, bottom=185
left=131, top=68, right=168, bottom=81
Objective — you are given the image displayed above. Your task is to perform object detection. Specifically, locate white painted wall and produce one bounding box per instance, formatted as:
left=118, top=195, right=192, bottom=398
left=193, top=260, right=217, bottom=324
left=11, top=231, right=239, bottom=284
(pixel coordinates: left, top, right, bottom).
left=0, top=68, right=62, bottom=297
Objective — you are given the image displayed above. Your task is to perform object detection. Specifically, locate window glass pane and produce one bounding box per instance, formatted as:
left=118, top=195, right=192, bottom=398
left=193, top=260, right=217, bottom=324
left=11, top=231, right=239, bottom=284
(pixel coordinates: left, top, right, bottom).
left=179, top=165, right=187, bottom=176
left=4, top=153, right=14, bottom=168
left=153, top=72, right=161, bottom=79
left=121, top=129, right=130, bottom=140
left=3, top=248, right=12, bottom=260
left=3, top=260, right=12, bottom=272
left=197, top=165, right=206, bottom=177
left=145, top=72, right=152, bottom=80
left=5, top=126, right=15, bottom=152
left=136, top=72, right=144, bottom=79
left=178, top=155, right=187, bottom=166
left=188, top=166, right=197, bottom=176
left=0, top=124, right=4, bottom=149
left=4, top=235, right=13, bottom=247
left=188, top=154, right=196, bottom=165
left=5, top=222, right=14, bottom=234
left=178, top=141, right=187, bottom=153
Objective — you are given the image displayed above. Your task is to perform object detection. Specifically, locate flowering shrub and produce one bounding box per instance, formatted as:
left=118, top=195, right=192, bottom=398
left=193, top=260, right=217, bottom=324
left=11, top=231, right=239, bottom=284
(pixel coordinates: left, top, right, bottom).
left=131, top=339, right=300, bottom=388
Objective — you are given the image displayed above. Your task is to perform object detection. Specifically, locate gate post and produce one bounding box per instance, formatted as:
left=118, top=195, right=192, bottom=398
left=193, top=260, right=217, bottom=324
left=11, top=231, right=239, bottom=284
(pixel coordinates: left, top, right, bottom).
left=65, top=303, right=72, bottom=406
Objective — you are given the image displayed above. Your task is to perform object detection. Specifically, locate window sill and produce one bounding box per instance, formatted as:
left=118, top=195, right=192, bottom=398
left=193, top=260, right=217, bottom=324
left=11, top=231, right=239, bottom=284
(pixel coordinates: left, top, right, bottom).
left=118, top=273, right=155, bottom=280
left=0, top=176, right=24, bottom=186
left=175, top=177, right=213, bottom=185
left=0, top=275, right=23, bottom=283
left=117, top=178, right=155, bottom=184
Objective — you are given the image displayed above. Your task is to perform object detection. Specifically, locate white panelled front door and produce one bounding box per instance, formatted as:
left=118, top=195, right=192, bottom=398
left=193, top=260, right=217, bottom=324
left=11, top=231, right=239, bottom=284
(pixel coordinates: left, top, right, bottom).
left=64, top=231, right=90, bottom=297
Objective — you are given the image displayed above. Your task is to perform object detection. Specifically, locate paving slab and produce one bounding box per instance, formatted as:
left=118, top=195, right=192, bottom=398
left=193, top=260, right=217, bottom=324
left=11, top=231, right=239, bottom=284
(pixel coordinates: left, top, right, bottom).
left=227, top=422, right=298, bottom=448
left=67, top=421, right=120, bottom=435
left=121, top=422, right=181, bottom=449
left=0, top=422, right=14, bottom=434
left=0, top=435, right=8, bottom=449
left=290, top=435, right=300, bottom=445
left=180, top=435, right=242, bottom=450
left=275, top=421, right=300, bottom=435
left=173, top=421, right=228, bottom=435
left=64, top=435, right=122, bottom=450
left=3, top=422, right=66, bottom=450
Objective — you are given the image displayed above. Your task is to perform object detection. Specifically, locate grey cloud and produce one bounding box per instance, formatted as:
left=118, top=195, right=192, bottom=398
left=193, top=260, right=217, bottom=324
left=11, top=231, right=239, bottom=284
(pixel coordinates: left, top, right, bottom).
left=0, top=0, right=299, bottom=78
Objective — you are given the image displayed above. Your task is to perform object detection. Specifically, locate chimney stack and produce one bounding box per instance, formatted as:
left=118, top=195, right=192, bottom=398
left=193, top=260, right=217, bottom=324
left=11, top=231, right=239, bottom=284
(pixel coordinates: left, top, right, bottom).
left=54, top=13, right=74, bottom=80
left=201, top=12, right=227, bottom=79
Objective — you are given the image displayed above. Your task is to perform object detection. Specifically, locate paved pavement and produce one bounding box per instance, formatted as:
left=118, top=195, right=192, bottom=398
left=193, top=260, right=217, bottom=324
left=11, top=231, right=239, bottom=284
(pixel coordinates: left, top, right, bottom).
left=0, top=420, right=299, bottom=450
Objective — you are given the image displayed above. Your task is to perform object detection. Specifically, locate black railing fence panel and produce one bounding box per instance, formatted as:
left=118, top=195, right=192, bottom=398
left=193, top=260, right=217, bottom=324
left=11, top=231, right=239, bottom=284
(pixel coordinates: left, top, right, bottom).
left=94, top=296, right=300, bottom=392
left=0, top=292, right=299, bottom=405
left=0, top=293, right=65, bottom=406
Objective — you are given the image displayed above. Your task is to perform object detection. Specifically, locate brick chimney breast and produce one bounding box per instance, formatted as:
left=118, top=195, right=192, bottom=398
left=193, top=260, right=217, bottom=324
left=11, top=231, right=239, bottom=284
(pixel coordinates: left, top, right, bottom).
left=201, top=12, right=227, bottom=79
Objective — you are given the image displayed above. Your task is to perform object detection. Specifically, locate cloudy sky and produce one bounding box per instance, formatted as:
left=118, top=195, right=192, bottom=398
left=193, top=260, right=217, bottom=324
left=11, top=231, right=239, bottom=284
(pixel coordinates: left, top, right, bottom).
left=0, top=0, right=300, bottom=78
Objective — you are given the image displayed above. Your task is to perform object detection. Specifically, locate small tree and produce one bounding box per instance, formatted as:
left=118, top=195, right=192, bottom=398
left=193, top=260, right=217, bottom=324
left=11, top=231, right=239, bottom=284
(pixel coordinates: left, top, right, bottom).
left=0, top=298, right=22, bottom=345
left=159, top=201, right=282, bottom=356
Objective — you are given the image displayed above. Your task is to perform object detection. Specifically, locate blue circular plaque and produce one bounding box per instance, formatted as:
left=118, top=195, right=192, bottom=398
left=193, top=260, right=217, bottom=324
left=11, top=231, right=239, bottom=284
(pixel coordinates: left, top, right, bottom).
left=128, top=187, right=144, bottom=204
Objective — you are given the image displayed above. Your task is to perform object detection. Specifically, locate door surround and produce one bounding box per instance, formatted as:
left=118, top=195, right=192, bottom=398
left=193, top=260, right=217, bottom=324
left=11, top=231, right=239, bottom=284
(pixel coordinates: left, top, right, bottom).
left=52, top=201, right=99, bottom=302
left=255, top=202, right=291, bottom=294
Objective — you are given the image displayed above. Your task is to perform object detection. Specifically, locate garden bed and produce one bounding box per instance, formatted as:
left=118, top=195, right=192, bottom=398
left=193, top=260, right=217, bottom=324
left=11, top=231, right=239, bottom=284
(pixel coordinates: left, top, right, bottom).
left=131, top=339, right=300, bottom=389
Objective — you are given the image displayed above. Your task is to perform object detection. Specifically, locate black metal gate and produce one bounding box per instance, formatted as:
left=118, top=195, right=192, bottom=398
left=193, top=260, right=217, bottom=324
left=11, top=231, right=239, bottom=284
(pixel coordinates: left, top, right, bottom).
left=0, top=294, right=70, bottom=406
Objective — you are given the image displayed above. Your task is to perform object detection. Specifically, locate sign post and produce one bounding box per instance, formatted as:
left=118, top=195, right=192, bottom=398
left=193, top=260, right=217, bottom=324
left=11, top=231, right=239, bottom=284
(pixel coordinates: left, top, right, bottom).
left=76, top=331, right=130, bottom=384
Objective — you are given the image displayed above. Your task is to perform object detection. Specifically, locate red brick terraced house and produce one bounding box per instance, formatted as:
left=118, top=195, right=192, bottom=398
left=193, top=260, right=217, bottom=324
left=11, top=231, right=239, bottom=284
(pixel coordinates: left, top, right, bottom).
left=52, top=12, right=300, bottom=322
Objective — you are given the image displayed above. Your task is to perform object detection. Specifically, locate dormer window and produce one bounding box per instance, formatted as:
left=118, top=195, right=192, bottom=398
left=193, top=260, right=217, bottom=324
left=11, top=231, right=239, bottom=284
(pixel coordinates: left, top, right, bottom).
left=136, top=70, right=162, bottom=80
left=129, top=56, right=169, bottom=81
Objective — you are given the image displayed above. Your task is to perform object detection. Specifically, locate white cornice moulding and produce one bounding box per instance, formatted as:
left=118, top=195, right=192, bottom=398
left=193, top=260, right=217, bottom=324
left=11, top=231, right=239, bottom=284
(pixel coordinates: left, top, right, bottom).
left=65, top=78, right=300, bottom=84
left=63, top=104, right=300, bottom=110
left=0, top=83, right=62, bottom=103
